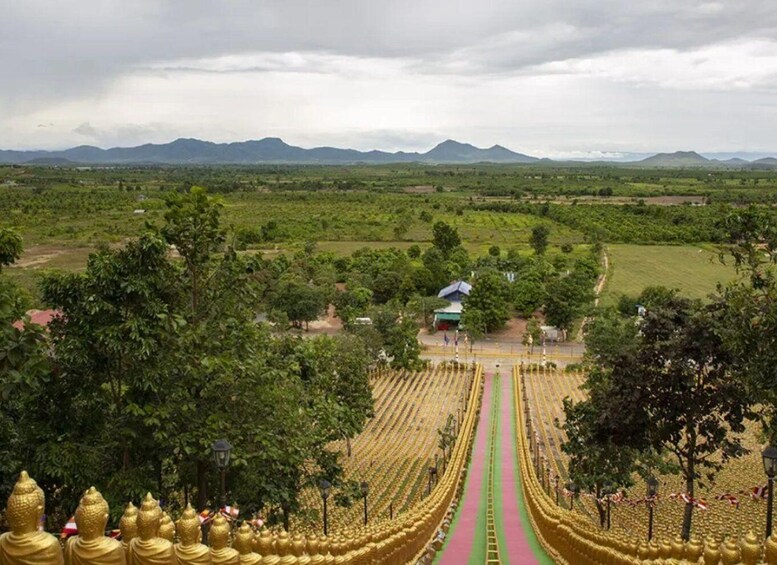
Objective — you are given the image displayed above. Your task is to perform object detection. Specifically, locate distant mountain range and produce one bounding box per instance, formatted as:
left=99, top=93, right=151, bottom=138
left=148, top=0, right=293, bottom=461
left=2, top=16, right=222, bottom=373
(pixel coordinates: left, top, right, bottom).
left=0, top=138, right=775, bottom=168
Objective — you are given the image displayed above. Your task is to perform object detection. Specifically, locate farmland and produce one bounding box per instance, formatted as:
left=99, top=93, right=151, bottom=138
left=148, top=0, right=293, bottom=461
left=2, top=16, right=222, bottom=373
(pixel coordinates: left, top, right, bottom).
left=601, top=244, right=738, bottom=305
left=523, top=369, right=769, bottom=541
left=2, top=162, right=773, bottom=305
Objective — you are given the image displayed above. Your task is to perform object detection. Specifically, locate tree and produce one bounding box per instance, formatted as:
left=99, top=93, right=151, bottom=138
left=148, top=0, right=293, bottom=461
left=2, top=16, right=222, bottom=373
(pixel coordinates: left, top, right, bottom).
left=405, top=294, right=450, bottom=328
left=530, top=225, right=550, bottom=255
left=716, top=207, right=777, bottom=441
left=581, top=294, right=752, bottom=540
left=271, top=278, right=328, bottom=329
left=432, top=221, right=461, bottom=258
left=38, top=235, right=179, bottom=511
left=0, top=229, right=51, bottom=499
left=512, top=274, right=545, bottom=317
left=522, top=317, right=541, bottom=354
left=560, top=372, right=640, bottom=527
left=393, top=215, right=412, bottom=240
left=407, top=245, right=421, bottom=259
left=463, top=270, right=510, bottom=332
left=488, top=245, right=501, bottom=257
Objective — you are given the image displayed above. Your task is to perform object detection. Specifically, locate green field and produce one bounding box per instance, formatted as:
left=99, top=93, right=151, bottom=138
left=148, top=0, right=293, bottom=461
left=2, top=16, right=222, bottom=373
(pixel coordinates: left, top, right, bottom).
left=601, top=244, right=738, bottom=304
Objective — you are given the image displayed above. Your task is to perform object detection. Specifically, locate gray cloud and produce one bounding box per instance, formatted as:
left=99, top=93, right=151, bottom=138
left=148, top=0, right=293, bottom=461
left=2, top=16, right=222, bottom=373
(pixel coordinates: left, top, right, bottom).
left=2, top=0, right=777, bottom=152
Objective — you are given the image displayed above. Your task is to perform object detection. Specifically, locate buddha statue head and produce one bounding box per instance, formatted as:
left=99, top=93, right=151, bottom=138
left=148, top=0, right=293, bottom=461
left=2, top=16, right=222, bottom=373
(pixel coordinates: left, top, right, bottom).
left=208, top=514, right=231, bottom=550
left=119, top=502, right=138, bottom=544
left=233, top=523, right=255, bottom=554
left=74, top=487, right=109, bottom=541
left=158, top=511, right=175, bottom=542
left=5, top=471, right=45, bottom=535
left=176, top=504, right=202, bottom=546
left=136, top=493, right=162, bottom=541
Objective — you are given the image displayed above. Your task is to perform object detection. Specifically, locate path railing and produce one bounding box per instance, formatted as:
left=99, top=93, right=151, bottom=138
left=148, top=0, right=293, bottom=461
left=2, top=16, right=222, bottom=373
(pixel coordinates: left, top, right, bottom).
left=513, top=365, right=777, bottom=565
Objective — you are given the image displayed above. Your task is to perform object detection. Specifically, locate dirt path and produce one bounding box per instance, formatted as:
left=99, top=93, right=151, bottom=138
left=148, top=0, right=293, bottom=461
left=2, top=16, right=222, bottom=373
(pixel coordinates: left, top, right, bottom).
left=576, top=248, right=609, bottom=341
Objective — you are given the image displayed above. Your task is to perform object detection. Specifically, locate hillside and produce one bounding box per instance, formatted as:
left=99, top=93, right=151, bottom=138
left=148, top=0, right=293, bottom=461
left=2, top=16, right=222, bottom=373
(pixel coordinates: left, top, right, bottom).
left=0, top=138, right=538, bottom=165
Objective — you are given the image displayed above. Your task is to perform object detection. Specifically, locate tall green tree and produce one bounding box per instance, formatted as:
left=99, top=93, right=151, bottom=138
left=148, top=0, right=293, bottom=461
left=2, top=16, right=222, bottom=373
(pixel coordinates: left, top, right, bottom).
left=0, top=228, right=51, bottom=500
left=432, top=221, right=461, bottom=258
left=530, top=225, right=550, bottom=255
left=463, top=270, right=511, bottom=332
left=579, top=294, right=752, bottom=540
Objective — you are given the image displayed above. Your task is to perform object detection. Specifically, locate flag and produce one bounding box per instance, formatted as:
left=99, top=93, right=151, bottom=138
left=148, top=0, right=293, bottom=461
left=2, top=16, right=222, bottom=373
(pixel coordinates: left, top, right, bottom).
left=750, top=485, right=768, bottom=500
left=220, top=505, right=239, bottom=520
left=716, top=494, right=740, bottom=508
left=61, top=516, right=78, bottom=538
left=198, top=509, right=213, bottom=524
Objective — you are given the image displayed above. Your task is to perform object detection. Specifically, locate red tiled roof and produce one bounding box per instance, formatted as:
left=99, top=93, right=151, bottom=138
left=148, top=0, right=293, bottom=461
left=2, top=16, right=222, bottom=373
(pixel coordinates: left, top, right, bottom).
left=12, top=309, right=58, bottom=331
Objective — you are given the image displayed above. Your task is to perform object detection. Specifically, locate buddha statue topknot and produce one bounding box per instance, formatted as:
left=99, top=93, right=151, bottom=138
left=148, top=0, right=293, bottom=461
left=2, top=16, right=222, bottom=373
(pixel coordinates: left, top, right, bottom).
left=209, top=514, right=239, bottom=565
left=128, top=493, right=175, bottom=565
left=233, top=523, right=261, bottom=564
left=0, top=471, right=64, bottom=565
left=173, top=505, right=210, bottom=565
left=120, top=502, right=139, bottom=561
left=64, top=486, right=126, bottom=565
left=158, top=512, right=175, bottom=543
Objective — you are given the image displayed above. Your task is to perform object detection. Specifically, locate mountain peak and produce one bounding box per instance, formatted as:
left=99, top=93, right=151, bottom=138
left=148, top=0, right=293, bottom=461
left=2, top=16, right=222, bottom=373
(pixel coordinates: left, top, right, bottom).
left=637, top=150, right=710, bottom=167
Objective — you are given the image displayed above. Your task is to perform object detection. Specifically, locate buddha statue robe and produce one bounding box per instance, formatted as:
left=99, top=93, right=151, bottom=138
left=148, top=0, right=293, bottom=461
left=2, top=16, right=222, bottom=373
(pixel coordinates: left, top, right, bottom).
left=0, top=471, right=64, bottom=565
left=173, top=505, right=211, bottom=565
left=208, top=515, right=239, bottom=565
left=233, top=523, right=261, bottom=565
left=128, top=493, right=175, bottom=565
left=64, top=486, right=125, bottom=565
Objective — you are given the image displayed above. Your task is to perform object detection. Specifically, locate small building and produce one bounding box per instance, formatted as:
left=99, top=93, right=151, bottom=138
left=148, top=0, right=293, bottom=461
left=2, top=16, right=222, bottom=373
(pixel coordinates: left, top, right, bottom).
left=434, top=280, right=472, bottom=330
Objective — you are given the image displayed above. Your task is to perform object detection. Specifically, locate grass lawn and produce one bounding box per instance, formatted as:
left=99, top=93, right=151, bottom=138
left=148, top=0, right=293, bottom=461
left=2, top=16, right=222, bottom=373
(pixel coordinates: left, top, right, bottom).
left=601, top=244, right=738, bottom=305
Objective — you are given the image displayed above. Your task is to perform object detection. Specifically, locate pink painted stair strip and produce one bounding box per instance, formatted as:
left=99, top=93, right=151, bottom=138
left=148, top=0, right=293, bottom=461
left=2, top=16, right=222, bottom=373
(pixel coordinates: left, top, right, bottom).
left=498, top=374, right=537, bottom=563
left=438, top=373, right=494, bottom=564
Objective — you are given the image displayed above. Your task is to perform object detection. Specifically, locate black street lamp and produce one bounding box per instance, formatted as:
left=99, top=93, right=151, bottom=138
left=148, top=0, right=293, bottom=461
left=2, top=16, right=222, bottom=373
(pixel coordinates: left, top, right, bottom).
left=427, top=465, right=437, bottom=496
left=646, top=476, right=659, bottom=542
left=602, top=481, right=613, bottom=530
left=212, top=439, right=232, bottom=509
left=360, top=481, right=369, bottom=526
left=566, top=482, right=577, bottom=510
left=763, top=446, right=777, bottom=538
left=319, top=480, right=331, bottom=536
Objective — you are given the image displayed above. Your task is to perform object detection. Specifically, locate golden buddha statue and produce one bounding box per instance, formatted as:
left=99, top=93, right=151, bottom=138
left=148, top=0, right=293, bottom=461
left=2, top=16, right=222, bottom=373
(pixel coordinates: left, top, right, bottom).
left=173, top=505, right=211, bottom=565
left=120, top=502, right=139, bottom=561
left=0, top=471, right=64, bottom=565
left=158, top=512, right=175, bottom=543
left=128, top=493, right=176, bottom=565
left=233, top=523, right=261, bottom=565
left=208, top=514, right=239, bottom=565
left=65, top=486, right=126, bottom=565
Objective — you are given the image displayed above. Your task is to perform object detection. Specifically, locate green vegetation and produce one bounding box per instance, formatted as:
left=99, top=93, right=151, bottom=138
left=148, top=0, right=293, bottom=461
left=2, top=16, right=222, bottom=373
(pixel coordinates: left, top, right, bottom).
left=602, top=244, right=737, bottom=305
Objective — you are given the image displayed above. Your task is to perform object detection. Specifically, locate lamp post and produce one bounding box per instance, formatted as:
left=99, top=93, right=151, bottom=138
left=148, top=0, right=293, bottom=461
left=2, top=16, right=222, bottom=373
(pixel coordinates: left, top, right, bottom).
left=212, top=439, right=232, bottom=509
left=360, top=481, right=369, bottom=526
left=319, top=480, right=331, bottom=536
left=602, top=481, right=613, bottom=530
left=566, top=482, right=577, bottom=511
left=646, top=476, right=659, bottom=542
left=763, top=446, right=777, bottom=538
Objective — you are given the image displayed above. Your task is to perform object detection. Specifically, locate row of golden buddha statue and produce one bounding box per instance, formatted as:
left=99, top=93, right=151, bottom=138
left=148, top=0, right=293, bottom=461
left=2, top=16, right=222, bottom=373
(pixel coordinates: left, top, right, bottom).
left=0, top=471, right=353, bottom=565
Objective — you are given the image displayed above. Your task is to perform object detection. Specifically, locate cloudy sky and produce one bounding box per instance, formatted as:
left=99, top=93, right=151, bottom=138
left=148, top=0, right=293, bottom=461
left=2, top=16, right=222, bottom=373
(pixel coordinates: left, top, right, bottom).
left=2, top=0, right=777, bottom=157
